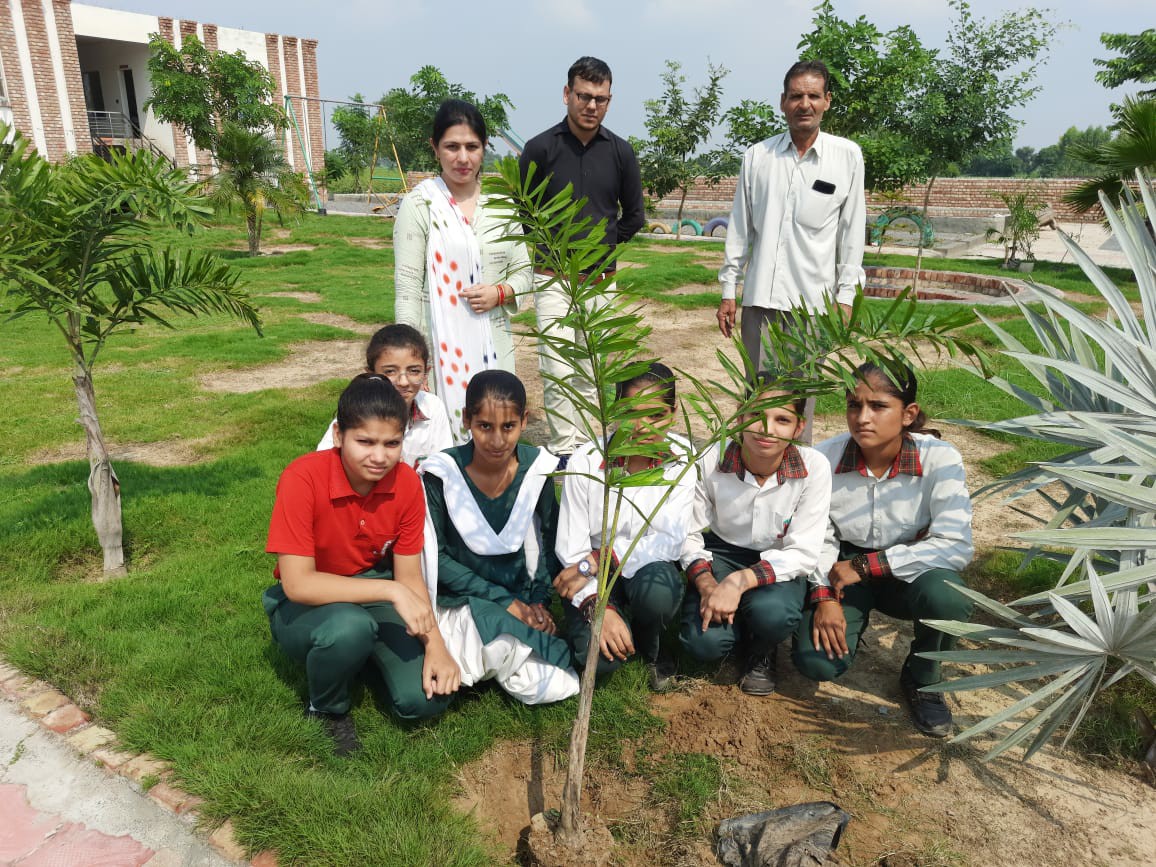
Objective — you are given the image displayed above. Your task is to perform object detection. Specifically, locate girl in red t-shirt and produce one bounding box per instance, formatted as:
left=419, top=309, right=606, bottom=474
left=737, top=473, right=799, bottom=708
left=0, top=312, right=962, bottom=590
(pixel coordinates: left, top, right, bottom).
left=264, top=373, right=459, bottom=755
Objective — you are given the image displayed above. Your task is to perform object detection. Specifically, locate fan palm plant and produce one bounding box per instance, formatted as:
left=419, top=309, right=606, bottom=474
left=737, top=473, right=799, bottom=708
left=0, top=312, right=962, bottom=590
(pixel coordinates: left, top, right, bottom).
left=925, top=171, right=1156, bottom=760
left=207, top=122, right=307, bottom=255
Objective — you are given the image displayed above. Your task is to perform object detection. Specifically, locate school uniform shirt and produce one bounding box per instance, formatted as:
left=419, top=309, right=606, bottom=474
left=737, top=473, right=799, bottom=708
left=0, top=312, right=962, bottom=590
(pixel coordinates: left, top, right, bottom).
left=681, top=441, right=831, bottom=586
left=555, top=433, right=697, bottom=601
left=316, top=390, right=454, bottom=468
left=812, top=431, right=974, bottom=597
left=266, top=448, right=425, bottom=579
left=719, top=131, right=865, bottom=311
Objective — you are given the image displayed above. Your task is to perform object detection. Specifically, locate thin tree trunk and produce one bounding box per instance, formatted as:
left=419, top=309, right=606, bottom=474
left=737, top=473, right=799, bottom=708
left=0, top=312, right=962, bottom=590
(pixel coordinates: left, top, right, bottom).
left=557, top=603, right=606, bottom=846
left=914, top=177, right=936, bottom=294
left=247, top=211, right=260, bottom=256
left=73, top=367, right=125, bottom=576
left=674, top=187, right=688, bottom=240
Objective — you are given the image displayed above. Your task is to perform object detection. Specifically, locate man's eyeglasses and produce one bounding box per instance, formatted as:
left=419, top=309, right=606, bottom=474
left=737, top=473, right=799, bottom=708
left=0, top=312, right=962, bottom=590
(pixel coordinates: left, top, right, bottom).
left=572, top=92, right=611, bottom=107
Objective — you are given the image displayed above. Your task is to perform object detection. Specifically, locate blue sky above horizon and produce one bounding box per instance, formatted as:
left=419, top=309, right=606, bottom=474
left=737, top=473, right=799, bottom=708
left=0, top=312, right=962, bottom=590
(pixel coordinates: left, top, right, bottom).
left=79, top=0, right=1148, bottom=152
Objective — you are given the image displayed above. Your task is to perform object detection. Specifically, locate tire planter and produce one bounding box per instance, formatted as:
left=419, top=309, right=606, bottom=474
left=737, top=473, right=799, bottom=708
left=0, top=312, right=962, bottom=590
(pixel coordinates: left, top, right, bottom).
left=648, top=222, right=670, bottom=234
left=704, top=216, right=729, bottom=237
left=674, top=218, right=703, bottom=236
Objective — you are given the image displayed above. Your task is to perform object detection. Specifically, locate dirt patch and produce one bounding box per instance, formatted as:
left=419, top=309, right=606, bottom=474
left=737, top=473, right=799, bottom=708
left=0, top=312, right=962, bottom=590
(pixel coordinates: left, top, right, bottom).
left=347, top=238, right=389, bottom=249
left=299, top=313, right=376, bottom=335
left=456, top=625, right=1156, bottom=866
left=29, top=437, right=216, bottom=467
left=199, top=340, right=364, bottom=393
left=261, top=244, right=316, bottom=255
left=264, top=291, right=323, bottom=303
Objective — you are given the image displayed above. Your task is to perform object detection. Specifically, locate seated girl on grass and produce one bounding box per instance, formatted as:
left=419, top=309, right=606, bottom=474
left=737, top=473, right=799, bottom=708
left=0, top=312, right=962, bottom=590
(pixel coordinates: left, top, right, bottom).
left=265, top=373, right=460, bottom=756
left=553, top=362, right=693, bottom=692
left=680, top=372, right=831, bottom=696
left=318, top=324, right=452, bottom=467
left=420, top=370, right=579, bottom=704
left=792, top=361, right=974, bottom=738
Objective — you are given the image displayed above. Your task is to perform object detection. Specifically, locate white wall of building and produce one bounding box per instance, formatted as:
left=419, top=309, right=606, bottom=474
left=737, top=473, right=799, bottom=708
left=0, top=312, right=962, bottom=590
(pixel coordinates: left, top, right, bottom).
left=70, top=4, right=158, bottom=44
left=216, top=26, right=267, bottom=69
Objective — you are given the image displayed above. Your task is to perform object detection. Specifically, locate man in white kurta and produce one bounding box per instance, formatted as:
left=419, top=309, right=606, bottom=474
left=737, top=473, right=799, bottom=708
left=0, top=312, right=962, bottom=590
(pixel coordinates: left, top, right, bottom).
left=715, top=60, right=866, bottom=440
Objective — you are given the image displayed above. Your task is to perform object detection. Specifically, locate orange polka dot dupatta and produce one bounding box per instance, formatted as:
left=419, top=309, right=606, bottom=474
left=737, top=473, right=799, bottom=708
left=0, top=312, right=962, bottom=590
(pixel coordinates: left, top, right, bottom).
left=421, top=177, right=497, bottom=442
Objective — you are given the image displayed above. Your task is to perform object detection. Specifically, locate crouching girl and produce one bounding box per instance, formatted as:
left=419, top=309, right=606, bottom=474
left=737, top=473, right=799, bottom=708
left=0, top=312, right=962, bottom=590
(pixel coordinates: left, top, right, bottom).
left=792, top=361, right=974, bottom=737
left=420, top=371, right=579, bottom=704
left=264, top=374, right=460, bottom=755
left=680, top=374, right=831, bottom=696
left=554, top=363, right=693, bottom=691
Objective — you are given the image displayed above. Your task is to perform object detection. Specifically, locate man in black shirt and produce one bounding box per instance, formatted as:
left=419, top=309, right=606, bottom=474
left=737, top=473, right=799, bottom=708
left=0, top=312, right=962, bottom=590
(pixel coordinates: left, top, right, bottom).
left=519, top=56, right=645, bottom=461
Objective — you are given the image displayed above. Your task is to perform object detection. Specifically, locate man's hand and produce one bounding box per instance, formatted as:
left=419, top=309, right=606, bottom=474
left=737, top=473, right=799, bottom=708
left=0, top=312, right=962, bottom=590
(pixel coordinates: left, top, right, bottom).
left=812, top=600, right=849, bottom=660
left=599, top=607, right=635, bottom=662
left=717, top=299, right=737, bottom=338
left=422, top=642, right=461, bottom=698
left=828, top=560, right=862, bottom=600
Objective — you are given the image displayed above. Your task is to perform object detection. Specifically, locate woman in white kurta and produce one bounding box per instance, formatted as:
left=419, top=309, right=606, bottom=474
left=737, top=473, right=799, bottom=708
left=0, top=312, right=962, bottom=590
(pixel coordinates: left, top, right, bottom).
left=393, top=99, right=531, bottom=441
left=792, top=360, right=974, bottom=738
left=553, top=363, right=694, bottom=691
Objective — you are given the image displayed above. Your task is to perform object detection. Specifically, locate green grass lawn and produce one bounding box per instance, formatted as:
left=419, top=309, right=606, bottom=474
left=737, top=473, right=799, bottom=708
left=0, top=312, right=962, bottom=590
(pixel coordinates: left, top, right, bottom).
left=0, top=213, right=1150, bottom=863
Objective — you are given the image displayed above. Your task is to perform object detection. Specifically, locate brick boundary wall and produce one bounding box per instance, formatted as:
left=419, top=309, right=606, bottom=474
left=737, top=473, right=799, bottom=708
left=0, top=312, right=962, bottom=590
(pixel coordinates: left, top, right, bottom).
left=654, top=176, right=1105, bottom=223
left=17, top=0, right=67, bottom=160
left=156, top=17, right=190, bottom=168
left=51, top=0, right=90, bottom=156
left=0, top=6, right=36, bottom=144
left=265, top=32, right=286, bottom=166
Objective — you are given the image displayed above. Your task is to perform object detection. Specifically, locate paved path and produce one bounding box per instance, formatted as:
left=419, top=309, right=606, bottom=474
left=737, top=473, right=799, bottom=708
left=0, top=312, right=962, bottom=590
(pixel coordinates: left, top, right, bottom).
left=0, top=692, right=237, bottom=867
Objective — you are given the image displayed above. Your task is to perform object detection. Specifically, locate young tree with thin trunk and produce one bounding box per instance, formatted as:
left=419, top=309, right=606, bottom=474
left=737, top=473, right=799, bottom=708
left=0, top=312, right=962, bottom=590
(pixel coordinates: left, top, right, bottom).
left=631, top=60, right=728, bottom=238
left=486, top=156, right=988, bottom=856
left=0, top=124, right=261, bottom=575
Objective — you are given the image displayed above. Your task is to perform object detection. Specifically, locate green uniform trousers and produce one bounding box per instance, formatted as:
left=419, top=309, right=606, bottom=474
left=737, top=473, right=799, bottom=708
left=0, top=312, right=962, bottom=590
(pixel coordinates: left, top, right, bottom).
left=679, top=539, right=806, bottom=661
left=792, top=563, right=972, bottom=688
left=263, top=578, right=453, bottom=720
left=564, top=560, right=684, bottom=676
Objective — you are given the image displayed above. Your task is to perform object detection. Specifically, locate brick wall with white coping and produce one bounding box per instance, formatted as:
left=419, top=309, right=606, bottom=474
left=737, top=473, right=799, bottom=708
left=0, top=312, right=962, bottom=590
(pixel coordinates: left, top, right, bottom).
left=653, top=176, right=1106, bottom=223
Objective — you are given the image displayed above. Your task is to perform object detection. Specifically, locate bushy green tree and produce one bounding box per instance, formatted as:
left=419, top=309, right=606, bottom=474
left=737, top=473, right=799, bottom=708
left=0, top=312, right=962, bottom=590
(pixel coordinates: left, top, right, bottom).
left=631, top=60, right=728, bottom=237
left=0, top=123, right=260, bottom=575
left=144, top=33, right=283, bottom=156
left=207, top=122, right=307, bottom=256
left=379, top=66, right=512, bottom=173
left=331, top=94, right=386, bottom=193
left=1095, top=29, right=1156, bottom=112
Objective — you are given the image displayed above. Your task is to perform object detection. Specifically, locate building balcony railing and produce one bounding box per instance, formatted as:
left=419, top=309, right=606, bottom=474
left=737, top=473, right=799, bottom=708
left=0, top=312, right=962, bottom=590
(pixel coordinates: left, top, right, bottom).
left=87, top=110, right=135, bottom=139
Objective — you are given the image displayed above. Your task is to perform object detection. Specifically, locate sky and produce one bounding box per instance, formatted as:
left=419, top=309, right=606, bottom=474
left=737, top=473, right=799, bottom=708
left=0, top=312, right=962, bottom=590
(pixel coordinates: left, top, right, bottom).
left=78, top=0, right=1149, bottom=152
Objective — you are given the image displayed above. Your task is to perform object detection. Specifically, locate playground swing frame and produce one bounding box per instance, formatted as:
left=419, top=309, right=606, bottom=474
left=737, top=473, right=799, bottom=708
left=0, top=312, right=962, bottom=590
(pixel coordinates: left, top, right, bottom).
left=282, top=94, right=410, bottom=216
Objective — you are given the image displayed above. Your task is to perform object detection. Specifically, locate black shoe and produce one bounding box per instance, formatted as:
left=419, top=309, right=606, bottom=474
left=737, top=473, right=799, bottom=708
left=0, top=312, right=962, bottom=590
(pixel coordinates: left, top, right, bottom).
left=306, top=709, right=362, bottom=756
left=900, top=667, right=953, bottom=738
left=646, top=649, right=677, bottom=692
left=739, top=647, right=777, bottom=696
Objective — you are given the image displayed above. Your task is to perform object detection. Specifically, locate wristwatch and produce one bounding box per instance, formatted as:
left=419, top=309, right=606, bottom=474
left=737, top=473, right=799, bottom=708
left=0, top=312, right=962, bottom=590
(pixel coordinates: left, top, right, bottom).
left=850, top=554, right=871, bottom=581
left=577, top=559, right=592, bottom=577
